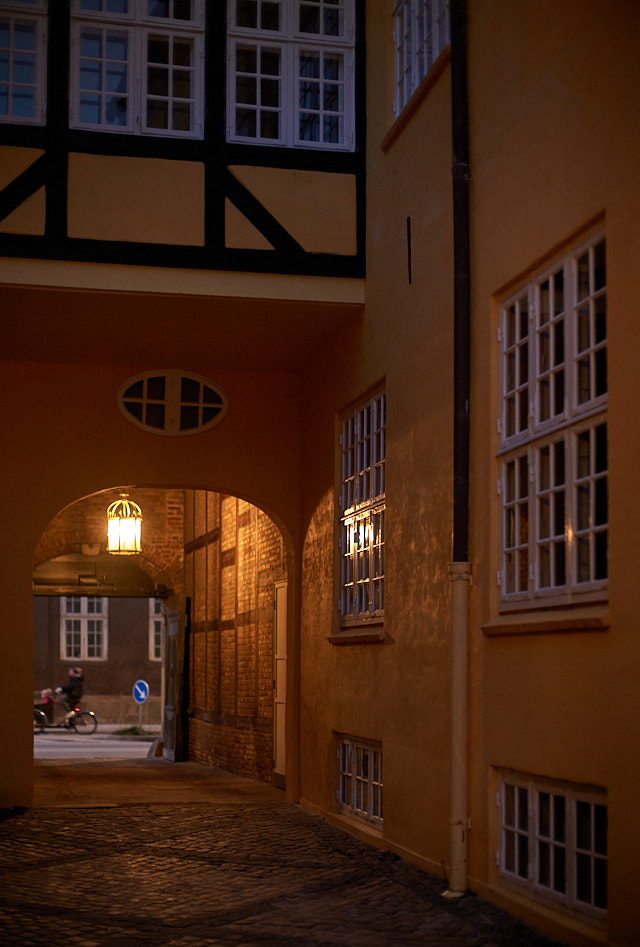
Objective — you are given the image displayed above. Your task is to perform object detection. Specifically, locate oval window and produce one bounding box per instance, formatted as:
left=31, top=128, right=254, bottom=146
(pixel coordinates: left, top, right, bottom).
left=116, top=370, right=229, bottom=436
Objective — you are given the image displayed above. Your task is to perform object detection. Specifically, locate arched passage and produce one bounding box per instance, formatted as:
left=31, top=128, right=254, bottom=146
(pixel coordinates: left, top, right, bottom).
left=32, top=485, right=290, bottom=787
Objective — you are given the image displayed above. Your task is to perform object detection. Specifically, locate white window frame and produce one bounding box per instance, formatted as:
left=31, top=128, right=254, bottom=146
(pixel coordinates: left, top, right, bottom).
left=116, top=369, right=229, bottom=436
left=337, top=736, right=383, bottom=826
left=60, top=595, right=109, bottom=661
left=498, top=772, right=607, bottom=923
left=148, top=596, right=164, bottom=661
left=69, top=0, right=204, bottom=138
left=498, top=234, right=607, bottom=608
left=0, top=0, right=47, bottom=126
left=227, top=0, right=355, bottom=150
left=393, top=0, right=449, bottom=118
left=339, top=390, right=385, bottom=623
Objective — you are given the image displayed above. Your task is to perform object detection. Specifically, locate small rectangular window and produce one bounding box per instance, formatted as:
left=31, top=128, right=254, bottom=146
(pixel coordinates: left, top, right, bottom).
left=499, top=772, right=607, bottom=921
left=337, top=736, right=382, bottom=825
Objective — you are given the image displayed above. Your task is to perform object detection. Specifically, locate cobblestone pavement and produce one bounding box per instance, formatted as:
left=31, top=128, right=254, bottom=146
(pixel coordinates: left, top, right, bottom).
left=0, top=760, right=564, bottom=947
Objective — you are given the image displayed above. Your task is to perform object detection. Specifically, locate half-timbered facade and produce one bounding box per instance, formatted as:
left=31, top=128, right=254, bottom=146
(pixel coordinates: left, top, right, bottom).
left=0, top=0, right=365, bottom=275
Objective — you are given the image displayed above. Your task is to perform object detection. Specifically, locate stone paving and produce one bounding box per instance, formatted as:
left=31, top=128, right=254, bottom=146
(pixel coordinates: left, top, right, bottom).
left=0, top=760, right=564, bottom=947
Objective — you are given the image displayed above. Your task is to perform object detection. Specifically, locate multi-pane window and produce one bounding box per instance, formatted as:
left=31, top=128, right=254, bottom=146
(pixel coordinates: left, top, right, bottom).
left=338, top=737, right=383, bottom=825
left=117, top=369, right=228, bottom=436
left=60, top=596, right=108, bottom=660
left=339, top=391, right=385, bottom=621
left=70, top=0, right=204, bottom=137
left=393, top=0, right=449, bottom=117
left=499, top=235, right=607, bottom=605
left=227, top=0, right=355, bottom=149
left=499, top=773, right=607, bottom=919
left=148, top=597, right=164, bottom=660
left=0, top=0, right=47, bottom=125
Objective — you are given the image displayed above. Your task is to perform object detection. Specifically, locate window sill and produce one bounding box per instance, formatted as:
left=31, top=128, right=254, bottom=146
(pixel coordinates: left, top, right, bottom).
left=482, top=604, right=610, bottom=637
left=329, top=626, right=386, bottom=645
left=380, top=46, right=451, bottom=154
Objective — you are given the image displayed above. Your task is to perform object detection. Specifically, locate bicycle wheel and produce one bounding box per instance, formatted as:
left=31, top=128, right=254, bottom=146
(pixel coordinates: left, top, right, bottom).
left=33, top=712, right=45, bottom=734
left=71, top=711, right=98, bottom=734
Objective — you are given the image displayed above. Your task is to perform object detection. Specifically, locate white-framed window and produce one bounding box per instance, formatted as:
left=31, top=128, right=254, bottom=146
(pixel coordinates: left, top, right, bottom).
left=69, top=0, right=204, bottom=137
left=337, top=736, right=383, bottom=825
left=227, top=0, right=355, bottom=150
left=148, top=596, right=164, bottom=660
left=0, top=0, right=47, bottom=125
left=393, top=0, right=449, bottom=117
left=498, top=772, right=607, bottom=922
left=498, top=234, right=607, bottom=607
left=60, top=596, right=109, bottom=661
left=117, top=369, right=229, bottom=436
left=339, top=390, right=385, bottom=622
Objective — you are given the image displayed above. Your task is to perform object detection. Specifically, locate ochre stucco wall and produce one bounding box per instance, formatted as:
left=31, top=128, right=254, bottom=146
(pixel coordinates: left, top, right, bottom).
left=297, top=0, right=455, bottom=873
left=67, top=154, right=205, bottom=245
left=466, top=3, right=640, bottom=944
left=0, top=344, right=301, bottom=806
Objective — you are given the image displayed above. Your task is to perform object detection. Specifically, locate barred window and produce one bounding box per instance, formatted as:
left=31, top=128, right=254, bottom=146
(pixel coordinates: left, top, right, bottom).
left=393, top=0, right=449, bottom=117
left=499, top=772, right=607, bottom=920
left=498, top=235, right=607, bottom=606
left=338, top=736, right=383, bottom=825
left=339, top=390, right=385, bottom=622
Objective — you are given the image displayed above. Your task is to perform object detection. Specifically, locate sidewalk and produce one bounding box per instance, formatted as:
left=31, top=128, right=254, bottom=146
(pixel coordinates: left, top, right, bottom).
left=0, top=758, right=565, bottom=946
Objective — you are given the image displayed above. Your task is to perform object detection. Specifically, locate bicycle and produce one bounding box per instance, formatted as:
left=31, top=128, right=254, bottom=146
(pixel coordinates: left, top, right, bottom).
left=33, top=691, right=98, bottom=735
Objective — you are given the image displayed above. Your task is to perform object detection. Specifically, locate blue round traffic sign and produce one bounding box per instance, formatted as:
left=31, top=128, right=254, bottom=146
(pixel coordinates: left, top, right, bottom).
left=133, top=679, right=150, bottom=704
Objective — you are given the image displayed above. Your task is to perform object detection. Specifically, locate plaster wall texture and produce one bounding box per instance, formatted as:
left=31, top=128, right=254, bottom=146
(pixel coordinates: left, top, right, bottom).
left=464, top=3, right=640, bottom=944
left=0, top=353, right=301, bottom=806
left=297, top=1, right=455, bottom=872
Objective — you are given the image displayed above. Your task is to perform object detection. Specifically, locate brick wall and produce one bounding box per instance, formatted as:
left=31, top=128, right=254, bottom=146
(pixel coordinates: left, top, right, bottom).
left=184, top=491, right=287, bottom=782
left=34, top=487, right=185, bottom=593
left=33, top=595, right=162, bottom=722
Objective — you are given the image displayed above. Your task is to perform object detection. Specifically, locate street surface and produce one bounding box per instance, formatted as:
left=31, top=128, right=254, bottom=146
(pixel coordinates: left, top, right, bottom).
left=3, top=759, right=564, bottom=947
left=0, top=757, right=565, bottom=945
left=33, top=729, right=156, bottom=760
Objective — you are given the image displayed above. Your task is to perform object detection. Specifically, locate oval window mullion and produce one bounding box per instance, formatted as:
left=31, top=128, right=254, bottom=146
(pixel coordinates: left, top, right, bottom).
left=165, top=371, right=181, bottom=434
left=116, top=370, right=228, bottom=436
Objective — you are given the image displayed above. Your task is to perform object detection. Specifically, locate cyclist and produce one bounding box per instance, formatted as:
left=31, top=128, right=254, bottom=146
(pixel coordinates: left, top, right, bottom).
left=56, top=667, right=84, bottom=723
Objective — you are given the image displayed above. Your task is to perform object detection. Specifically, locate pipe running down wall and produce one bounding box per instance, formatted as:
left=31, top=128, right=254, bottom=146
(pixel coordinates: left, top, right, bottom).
left=446, top=561, right=470, bottom=896
left=446, top=0, right=471, bottom=898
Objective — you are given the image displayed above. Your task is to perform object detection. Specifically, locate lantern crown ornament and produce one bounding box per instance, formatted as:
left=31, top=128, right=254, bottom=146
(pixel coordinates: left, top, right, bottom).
left=106, top=493, right=142, bottom=555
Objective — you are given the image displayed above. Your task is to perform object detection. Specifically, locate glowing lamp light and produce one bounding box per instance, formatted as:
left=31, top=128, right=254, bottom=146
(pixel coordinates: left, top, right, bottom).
left=106, top=493, right=142, bottom=555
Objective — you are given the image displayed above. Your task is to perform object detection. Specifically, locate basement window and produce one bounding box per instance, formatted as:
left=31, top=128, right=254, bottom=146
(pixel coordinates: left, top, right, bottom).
left=117, top=369, right=228, bottom=436
left=337, top=735, right=383, bottom=826
left=498, top=771, right=607, bottom=923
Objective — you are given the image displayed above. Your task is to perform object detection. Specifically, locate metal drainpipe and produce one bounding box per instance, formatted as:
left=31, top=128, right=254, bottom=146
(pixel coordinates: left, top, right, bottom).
left=445, top=0, right=471, bottom=898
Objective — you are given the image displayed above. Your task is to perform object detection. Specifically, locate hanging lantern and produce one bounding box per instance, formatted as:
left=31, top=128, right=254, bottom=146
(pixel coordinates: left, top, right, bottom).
left=106, top=493, right=142, bottom=555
